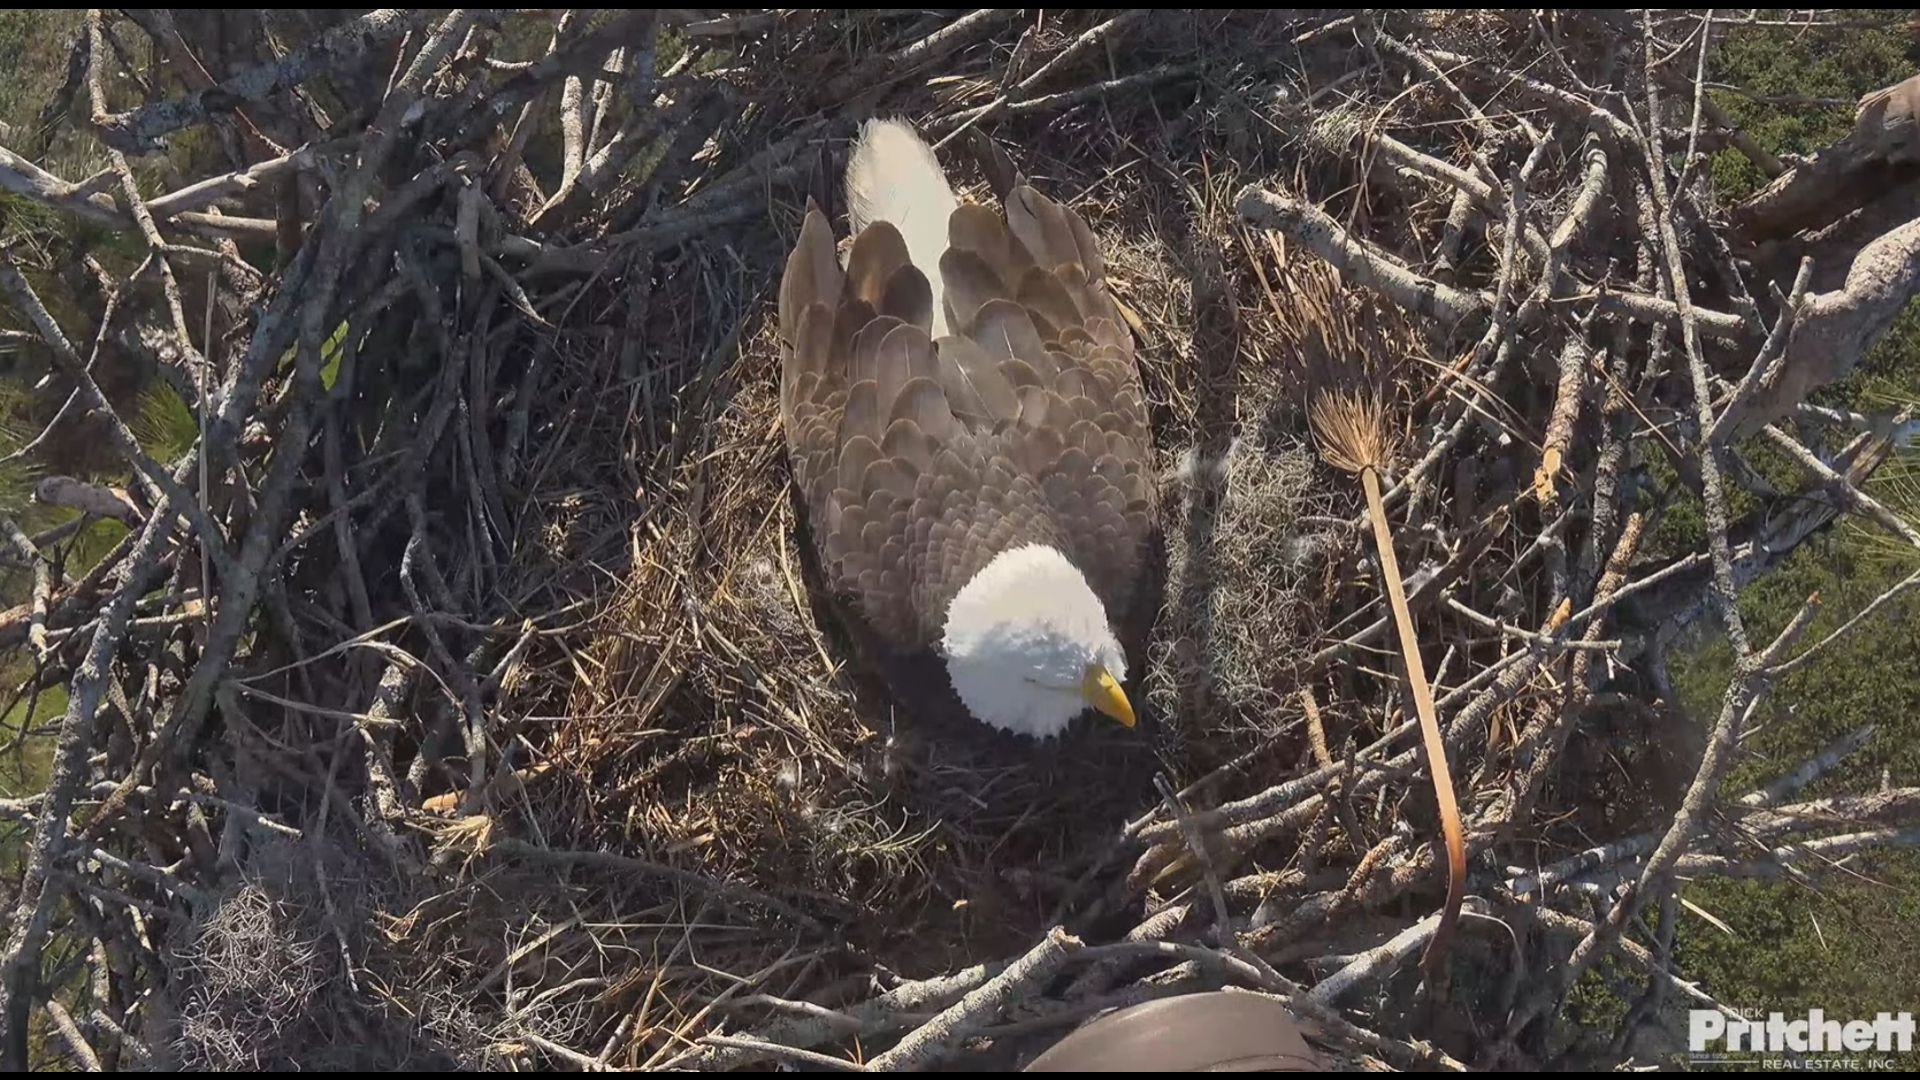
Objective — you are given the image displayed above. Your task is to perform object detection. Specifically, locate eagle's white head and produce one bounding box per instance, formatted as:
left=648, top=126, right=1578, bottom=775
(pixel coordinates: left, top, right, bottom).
left=939, top=544, right=1136, bottom=739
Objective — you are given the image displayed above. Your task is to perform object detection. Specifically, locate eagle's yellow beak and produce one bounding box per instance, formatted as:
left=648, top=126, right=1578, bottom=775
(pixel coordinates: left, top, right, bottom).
left=1081, top=663, right=1136, bottom=728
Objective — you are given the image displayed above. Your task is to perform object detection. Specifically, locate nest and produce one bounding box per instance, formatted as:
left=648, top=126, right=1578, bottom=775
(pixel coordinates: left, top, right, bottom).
left=2, top=8, right=1919, bottom=1072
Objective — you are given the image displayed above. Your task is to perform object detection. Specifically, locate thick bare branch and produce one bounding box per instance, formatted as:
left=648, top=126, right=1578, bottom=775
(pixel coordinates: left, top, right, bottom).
left=93, top=9, right=439, bottom=152
left=1237, top=186, right=1487, bottom=328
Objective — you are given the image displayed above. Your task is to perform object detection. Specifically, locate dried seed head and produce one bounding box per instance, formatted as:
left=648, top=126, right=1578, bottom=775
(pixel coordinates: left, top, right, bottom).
left=1308, top=386, right=1391, bottom=475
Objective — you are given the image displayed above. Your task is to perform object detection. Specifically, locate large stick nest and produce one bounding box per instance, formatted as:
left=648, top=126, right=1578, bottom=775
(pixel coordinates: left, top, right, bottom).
left=2, top=8, right=1919, bottom=1072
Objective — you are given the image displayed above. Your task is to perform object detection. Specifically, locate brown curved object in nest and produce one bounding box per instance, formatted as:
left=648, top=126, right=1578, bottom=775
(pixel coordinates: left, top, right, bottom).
left=1022, top=991, right=1328, bottom=1072
left=776, top=124, right=1161, bottom=732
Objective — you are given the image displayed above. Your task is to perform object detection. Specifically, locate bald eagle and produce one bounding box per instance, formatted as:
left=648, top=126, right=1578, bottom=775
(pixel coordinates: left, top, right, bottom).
left=778, top=119, right=1162, bottom=740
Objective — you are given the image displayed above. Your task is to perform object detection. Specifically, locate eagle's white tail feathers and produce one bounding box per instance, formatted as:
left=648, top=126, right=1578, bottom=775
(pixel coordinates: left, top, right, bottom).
left=845, top=118, right=958, bottom=338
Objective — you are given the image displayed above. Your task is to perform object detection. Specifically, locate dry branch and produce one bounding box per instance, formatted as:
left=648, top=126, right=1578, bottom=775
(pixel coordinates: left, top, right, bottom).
left=92, top=9, right=440, bottom=153
left=1727, top=217, right=1920, bottom=440
left=866, top=928, right=1082, bottom=1071
left=0, top=145, right=124, bottom=228
left=1237, top=186, right=1486, bottom=328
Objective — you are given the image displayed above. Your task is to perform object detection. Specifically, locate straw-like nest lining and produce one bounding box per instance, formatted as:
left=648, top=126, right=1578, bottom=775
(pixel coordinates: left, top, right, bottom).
left=538, top=164, right=1350, bottom=976
left=5, top=8, right=1919, bottom=1072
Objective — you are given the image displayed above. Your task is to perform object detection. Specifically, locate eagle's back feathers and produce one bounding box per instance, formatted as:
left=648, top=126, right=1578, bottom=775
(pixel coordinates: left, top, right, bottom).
left=779, top=118, right=1160, bottom=724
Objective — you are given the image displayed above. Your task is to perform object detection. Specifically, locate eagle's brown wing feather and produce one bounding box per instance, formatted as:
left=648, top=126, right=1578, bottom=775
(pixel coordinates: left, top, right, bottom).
left=779, top=183, right=1158, bottom=668
left=945, top=183, right=1156, bottom=618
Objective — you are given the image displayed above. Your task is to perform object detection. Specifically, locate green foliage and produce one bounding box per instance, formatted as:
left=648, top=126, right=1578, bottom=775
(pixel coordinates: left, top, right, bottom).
left=0, top=379, right=44, bottom=519
left=1706, top=11, right=1916, bottom=201
left=275, top=318, right=353, bottom=393
left=0, top=667, right=62, bottom=798
left=1660, top=9, right=1920, bottom=1056
left=0, top=12, right=112, bottom=216
left=0, top=363, right=141, bottom=610
left=0, top=11, right=79, bottom=125
left=1671, top=516, right=1920, bottom=792
left=129, top=381, right=201, bottom=464
left=1679, top=858, right=1920, bottom=1062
